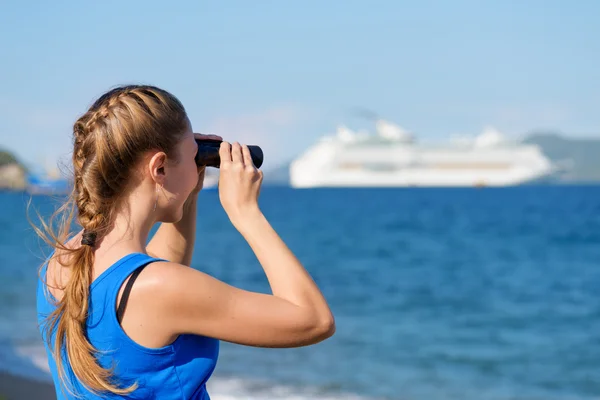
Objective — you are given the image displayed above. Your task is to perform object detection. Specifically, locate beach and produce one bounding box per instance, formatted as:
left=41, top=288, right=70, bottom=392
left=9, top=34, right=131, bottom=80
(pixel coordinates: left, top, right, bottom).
left=0, top=371, right=55, bottom=400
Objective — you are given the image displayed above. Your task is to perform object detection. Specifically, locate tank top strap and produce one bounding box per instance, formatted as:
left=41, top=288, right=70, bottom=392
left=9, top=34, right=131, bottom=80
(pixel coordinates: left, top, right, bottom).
left=91, top=252, right=165, bottom=299
left=89, top=253, right=165, bottom=332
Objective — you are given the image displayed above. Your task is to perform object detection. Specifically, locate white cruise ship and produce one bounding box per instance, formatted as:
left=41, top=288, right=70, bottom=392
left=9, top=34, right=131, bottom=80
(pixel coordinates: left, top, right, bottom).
left=289, top=120, right=559, bottom=188
left=202, top=170, right=219, bottom=190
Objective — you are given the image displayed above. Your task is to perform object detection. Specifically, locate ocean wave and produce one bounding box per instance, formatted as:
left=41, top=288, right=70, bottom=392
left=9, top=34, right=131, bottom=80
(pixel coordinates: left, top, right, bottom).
left=208, top=376, right=372, bottom=400
left=0, top=341, right=51, bottom=381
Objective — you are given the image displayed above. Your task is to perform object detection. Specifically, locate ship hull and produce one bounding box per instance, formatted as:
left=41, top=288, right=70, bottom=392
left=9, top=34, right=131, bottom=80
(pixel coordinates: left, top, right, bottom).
left=289, top=169, right=559, bottom=188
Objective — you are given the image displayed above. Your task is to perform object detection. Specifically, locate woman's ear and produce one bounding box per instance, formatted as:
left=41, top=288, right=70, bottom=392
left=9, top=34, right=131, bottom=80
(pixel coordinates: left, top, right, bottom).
left=148, top=151, right=168, bottom=186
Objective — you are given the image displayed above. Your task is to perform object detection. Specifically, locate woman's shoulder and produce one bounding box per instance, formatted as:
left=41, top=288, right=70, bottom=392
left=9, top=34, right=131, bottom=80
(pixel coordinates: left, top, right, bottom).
left=131, top=260, right=212, bottom=299
left=128, top=260, right=222, bottom=326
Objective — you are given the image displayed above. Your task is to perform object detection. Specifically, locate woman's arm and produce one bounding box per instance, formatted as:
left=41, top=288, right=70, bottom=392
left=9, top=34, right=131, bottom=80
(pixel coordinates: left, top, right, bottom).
left=130, top=142, right=335, bottom=348
left=139, top=209, right=335, bottom=348
left=146, top=194, right=197, bottom=266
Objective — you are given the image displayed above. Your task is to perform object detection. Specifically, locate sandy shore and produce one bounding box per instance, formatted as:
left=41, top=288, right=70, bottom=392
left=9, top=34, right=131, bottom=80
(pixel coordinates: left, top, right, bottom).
left=0, top=372, right=56, bottom=400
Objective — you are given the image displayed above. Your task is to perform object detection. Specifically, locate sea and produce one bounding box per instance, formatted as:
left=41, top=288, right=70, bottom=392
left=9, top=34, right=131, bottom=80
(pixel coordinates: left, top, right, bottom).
left=1, top=185, right=600, bottom=400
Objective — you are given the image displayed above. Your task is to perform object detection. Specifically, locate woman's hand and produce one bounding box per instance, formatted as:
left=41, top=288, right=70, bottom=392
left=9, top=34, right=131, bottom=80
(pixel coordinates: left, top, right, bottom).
left=190, top=133, right=223, bottom=196
left=218, top=141, right=264, bottom=227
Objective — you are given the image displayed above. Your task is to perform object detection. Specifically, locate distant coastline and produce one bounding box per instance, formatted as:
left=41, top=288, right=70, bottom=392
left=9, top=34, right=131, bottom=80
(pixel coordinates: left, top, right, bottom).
left=3, top=132, right=600, bottom=191
left=0, top=149, right=70, bottom=195
left=0, top=150, right=27, bottom=190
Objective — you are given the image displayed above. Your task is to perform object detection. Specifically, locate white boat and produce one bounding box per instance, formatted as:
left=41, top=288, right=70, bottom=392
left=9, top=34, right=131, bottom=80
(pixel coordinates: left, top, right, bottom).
left=289, top=120, right=559, bottom=188
left=202, top=170, right=219, bottom=190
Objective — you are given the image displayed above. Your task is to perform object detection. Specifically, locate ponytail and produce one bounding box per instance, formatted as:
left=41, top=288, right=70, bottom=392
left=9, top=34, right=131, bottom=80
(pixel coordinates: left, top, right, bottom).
left=32, top=197, right=137, bottom=397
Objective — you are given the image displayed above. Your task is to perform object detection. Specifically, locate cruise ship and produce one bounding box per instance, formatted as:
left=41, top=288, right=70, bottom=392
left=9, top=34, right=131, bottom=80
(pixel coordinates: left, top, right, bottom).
left=202, top=170, right=219, bottom=190
left=289, top=120, right=559, bottom=188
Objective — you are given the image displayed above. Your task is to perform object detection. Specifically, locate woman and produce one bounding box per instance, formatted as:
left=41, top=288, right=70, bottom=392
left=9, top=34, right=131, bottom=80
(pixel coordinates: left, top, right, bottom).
left=35, top=85, right=335, bottom=399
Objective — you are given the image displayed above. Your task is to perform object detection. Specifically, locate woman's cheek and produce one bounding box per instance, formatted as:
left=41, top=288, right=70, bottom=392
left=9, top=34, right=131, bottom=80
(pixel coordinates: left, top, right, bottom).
left=190, top=163, right=199, bottom=190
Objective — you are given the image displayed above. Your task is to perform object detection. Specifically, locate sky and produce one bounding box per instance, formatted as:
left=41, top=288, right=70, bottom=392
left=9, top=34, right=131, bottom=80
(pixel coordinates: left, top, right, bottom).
left=0, top=0, right=599, bottom=172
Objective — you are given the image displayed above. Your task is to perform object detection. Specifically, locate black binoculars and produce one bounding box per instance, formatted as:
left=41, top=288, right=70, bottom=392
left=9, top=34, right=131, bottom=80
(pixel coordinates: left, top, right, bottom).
left=195, top=139, right=264, bottom=169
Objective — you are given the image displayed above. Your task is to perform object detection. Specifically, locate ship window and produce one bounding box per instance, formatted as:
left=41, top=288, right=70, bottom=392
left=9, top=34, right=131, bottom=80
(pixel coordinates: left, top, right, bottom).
left=337, top=162, right=397, bottom=171
left=364, top=163, right=397, bottom=171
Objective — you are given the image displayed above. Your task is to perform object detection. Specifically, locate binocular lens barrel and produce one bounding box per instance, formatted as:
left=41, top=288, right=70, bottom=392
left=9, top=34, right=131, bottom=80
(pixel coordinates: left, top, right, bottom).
left=195, top=139, right=264, bottom=169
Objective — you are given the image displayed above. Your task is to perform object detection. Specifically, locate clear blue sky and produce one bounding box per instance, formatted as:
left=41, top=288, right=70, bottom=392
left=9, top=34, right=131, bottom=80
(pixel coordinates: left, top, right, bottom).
left=0, top=0, right=598, bottom=171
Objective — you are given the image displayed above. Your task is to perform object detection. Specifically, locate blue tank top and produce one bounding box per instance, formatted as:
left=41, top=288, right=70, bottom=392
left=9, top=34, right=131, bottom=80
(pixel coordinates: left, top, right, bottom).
left=36, top=252, right=220, bottom=399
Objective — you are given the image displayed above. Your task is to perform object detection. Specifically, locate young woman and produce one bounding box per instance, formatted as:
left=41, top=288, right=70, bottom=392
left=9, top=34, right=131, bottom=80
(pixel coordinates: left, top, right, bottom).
left=35, top=85, right=335, bottom=399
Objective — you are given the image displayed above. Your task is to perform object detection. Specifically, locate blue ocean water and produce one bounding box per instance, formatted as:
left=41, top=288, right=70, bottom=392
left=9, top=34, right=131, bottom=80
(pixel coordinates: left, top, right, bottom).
left=1, top=186, right=600, bottom=400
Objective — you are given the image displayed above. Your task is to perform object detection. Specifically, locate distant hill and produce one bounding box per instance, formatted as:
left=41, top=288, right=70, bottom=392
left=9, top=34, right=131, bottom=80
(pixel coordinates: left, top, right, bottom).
left=0, top=149, right=26, bottom=190
left=0, top=149, right=22, bottom=168
left=263, top=133, right=600, bottom=185
left=263, top=162, right=292, bottom=185
left=524, top=133, right=600, bottom=182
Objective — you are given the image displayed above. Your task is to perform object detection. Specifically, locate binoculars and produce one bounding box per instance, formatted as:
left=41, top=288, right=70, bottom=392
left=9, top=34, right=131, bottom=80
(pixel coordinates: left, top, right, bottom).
left=195, top=138, right=264, bottom=169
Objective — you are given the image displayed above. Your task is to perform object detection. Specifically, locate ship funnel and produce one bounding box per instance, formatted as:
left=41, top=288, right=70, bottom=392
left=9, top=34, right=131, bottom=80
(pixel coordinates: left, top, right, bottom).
left=375, top=119, right=413, bottom=142
left=475, top=126, right=506, bottom=147
left=336, top=125, right=357, bottom=142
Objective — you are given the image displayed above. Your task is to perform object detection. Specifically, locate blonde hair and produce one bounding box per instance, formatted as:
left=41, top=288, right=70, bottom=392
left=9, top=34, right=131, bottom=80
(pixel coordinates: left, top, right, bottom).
left=33, top=85, right=189, bottom=396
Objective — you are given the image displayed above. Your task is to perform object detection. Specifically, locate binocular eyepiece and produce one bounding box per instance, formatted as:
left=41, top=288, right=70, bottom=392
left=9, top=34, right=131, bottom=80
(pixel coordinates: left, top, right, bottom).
left=195, top=139, right=264, bottom=169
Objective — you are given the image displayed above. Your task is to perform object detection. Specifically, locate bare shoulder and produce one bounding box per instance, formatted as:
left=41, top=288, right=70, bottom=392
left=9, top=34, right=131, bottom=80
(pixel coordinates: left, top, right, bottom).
left=129, top=260, right=226, bottom=337
left=132, top=260, right=227, bottom=311
left=115, top=260, right=215, bottom=348
left=130, top=260, right=218, bottom=313
left=134, top=260, right=214, bottom=292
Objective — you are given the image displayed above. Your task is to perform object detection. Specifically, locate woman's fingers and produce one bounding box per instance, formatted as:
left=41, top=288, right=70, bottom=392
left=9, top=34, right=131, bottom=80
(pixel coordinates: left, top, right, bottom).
left=195, top=133, right=223, bottom=141
left=218, top=141, right=263, bottom=225
left=241, top=144, right=255, bottom=169
left=219, top=142, right=232, bottom=167
left=231, top=142, right=243, bottom=165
